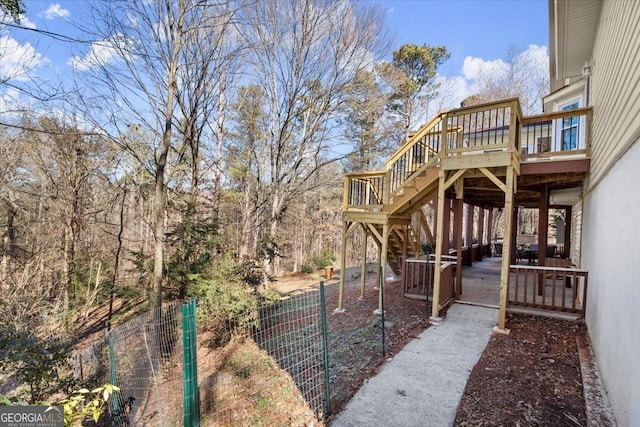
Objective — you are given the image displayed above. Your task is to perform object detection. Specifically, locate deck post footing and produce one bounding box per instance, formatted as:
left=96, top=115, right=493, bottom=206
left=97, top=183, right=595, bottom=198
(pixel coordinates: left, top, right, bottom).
left=429, top=316, right=444, bottom=325
left=491, top=326, right=511, bottom=335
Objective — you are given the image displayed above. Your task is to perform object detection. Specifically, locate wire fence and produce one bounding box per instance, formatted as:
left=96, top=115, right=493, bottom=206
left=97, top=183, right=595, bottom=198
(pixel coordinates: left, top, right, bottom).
left=106, top=301, right=184, bottom=426
left=91, top=284, right=329, bottom=426
left=198, top=284, right=329, bottom=426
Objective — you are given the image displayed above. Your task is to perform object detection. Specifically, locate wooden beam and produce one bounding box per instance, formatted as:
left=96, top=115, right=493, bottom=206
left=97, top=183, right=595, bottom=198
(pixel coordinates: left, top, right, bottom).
left=537, top=183, right=549, bottom=295
left=510, top=205, right=518, bottom=265
left=379, top=223, right=390, bottom=312
left=420, top=209, right=436, bottom=247
left=444, top=168, right=467, bottom=191
left=342, top=212, right=389, bottom=224
left=345, top=221, right=360, bottom=238
left=360, top=226, right=368, bottom=298
left=477, top=207, right=485, bottom=260
left=337, top=221, right=349, bottom=311
left=431, top=170, right=447, bottom=320
left=564, top=206, right=572, bottom=260
left=487, top=207, right=494, bottom=244
left=365, top=223, right=383, bottom=245
left=454, top=177, right=464, bottom=199
left=478, top=167, right=507, bottom=193
left=441, top=151, right=513, bottom=171
left=442, top=197, right=452, bottom=255
left=454, top=199, right=464, bottom=297
left=520, top=159, right=590, bottom=175
left=465, top=203, right=474, bottom=267
left=498, top=166, right=515, bottom=331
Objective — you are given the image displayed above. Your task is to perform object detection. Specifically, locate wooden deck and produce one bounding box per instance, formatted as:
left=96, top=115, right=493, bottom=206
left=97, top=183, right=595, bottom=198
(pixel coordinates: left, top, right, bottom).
left=338, top=97, right=591, bottom=325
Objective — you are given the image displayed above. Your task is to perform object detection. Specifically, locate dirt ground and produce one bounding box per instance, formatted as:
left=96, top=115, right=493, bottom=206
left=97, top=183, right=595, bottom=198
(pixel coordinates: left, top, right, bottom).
left=455, top=312, right=588, bottom=426
left=275, top=268, right=590, bottom=426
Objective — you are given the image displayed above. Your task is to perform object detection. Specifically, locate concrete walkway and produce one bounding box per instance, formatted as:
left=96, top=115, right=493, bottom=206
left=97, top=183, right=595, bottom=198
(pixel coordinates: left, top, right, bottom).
left=331, top=304, right=498, bottom=427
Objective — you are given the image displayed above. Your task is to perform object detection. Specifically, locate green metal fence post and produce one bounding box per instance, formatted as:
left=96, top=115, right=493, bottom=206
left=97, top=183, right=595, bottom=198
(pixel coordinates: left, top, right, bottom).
left=182, top=301, right=194, bottom=427
left=108, top=336, right=119, bottom=413
left=319, top=282, right=331, bottom=418
left=189, top=297, right=200, bottom=425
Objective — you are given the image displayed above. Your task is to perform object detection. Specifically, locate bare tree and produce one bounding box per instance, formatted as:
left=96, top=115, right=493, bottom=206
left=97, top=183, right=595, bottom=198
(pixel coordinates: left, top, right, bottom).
left=76, top=0, right=241, bottom=307
left=239, top=0, right=389, bottom=276
left=463, top=45, right=549, bottom=115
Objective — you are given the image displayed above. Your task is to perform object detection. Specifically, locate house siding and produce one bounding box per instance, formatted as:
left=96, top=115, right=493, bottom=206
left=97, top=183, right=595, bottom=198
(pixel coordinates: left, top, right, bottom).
left=570, top=200, right=581, bottom=266
left=582, top=139, right=640, bottom=427
left=589, top=0, right=640, bottom=188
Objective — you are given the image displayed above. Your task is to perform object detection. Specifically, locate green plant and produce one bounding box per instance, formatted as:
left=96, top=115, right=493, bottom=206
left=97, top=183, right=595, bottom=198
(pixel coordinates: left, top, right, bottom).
left=299, top=264, right=313, bottom=274
left=186, top=253, right=262, bottom=340
left=309, top=248, right=336, bottom=269
left=0, top=324, right=74, bottom=403
left=57, top=384, right=119, bottom=426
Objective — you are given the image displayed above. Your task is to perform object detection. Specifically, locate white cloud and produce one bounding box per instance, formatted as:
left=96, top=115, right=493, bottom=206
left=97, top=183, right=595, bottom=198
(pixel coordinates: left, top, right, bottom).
left=0, top=12, right=36, bottom=28
left=45, top=4, right=70, bottom=20
left=462, top=56, right=508, bottom=81
left=0, top=35, right=47, bottom=81
left=68, top=35, right=132, bottom=71
left=19, top=15, right=37, bottom=29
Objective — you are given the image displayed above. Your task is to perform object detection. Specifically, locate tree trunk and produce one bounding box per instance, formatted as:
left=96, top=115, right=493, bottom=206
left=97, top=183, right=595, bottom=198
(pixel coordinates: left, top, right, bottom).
left=1, top=201, right=17, bottom=282
left=152, top=0, right=183, bottom=309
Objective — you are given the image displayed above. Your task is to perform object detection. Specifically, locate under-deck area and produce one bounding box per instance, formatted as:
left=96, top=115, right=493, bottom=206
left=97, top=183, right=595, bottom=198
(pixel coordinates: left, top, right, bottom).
left=453, top=258, right=587, bottom=318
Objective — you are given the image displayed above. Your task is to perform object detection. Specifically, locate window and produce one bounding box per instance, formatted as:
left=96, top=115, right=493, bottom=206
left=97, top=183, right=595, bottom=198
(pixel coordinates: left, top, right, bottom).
left=560, top=102, right=579, bottom=150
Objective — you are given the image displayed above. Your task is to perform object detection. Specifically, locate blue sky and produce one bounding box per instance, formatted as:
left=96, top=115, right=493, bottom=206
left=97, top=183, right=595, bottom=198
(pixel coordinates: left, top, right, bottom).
left=378, top=0, right=549, bottom=76
left=1, top=0, right=550, bottom=115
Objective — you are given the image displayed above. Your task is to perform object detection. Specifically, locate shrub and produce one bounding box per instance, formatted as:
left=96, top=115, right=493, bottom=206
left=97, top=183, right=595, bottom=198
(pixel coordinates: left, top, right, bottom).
left=0, top=323, right=74, bottom=403
left=309, top=248, right=336, bottom=269
left=186, top=253, right=264, bottom=343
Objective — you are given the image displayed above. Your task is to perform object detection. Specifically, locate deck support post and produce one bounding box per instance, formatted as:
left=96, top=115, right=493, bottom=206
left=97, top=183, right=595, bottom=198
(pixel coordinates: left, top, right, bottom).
left=487, top=207, right=494, bottom=250
left=360, top=225, right=368, bottom=298
left=478, top=207, right=485, bottom=260
left=336, top=221, right=349, bottom=312
left=510, top=204, right=519, bottom=265
left=374, top=238, right=382, bottom=295
left=431, top=170, right=447, bottom=321
left=454, top=199, right=464, bottom=298
left=564, top=206, right=572, bottom=259
left=378, top=223, right=390, bottom=312
left=465, top=203, right=474, bottom=266
left=537, top=183, right=550, bottom=295
left=498, top=166, right=516, bottom=331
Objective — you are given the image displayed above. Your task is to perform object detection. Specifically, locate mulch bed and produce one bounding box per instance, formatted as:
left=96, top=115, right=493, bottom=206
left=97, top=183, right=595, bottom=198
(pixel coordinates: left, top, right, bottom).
left=454, top=312, right=588, bottom=426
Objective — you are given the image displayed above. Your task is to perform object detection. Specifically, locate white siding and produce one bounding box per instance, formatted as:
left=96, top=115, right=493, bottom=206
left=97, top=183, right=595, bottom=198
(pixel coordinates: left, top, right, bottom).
left=582, top=139, right=640, bottom=427
left=570, top=200, right=581, bottom=266
left=590, top=0, right=640, bottom=187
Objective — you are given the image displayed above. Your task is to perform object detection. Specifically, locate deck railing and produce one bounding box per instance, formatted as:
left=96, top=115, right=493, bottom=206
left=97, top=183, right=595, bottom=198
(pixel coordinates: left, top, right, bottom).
left=402, top=257, right=456, bottom=308
left=521, top=107, right=592, bottom=159
left=343, top=171, right=386, bottom=210
left=441, top=98, right=522, bottom=156
left=385, top=113, right=444, bottom=197
left=343, top=99, right=591, bottom=212
left=509, top=265, right=588, bottom=316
